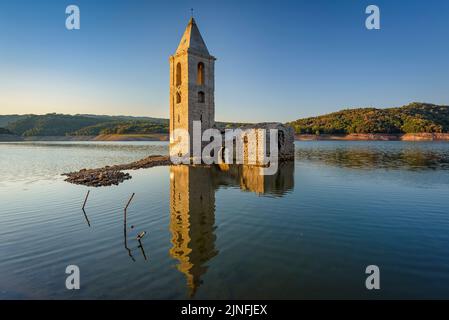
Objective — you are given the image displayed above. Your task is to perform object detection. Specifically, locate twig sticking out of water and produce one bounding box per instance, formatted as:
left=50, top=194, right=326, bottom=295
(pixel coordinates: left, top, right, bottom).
left=82, top=190, right=90, bottom=210
left=137, top=231, right=146, bottom=240
left=124, top=193, right=137, bottom=262
left=138, top=239, right=148, bottom=261
left=137, top=231, right=148, bottom=261
left=125, top=193, right=135, bottom=211
left=82, top=208, right=91, bottom=227
left=124, top=193, right=135, bottom=234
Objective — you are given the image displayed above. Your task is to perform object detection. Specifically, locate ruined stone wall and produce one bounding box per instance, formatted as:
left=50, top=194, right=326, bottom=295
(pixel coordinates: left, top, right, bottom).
left=231, top=124, right=295, bottom=165
left=278, top=125, right=295, bottom=160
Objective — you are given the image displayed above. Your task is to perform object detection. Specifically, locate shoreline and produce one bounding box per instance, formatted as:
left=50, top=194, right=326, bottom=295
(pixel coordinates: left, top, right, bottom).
left=296, top=133, right=449, bottom=141
left=3, top=132, right=449, bottom=142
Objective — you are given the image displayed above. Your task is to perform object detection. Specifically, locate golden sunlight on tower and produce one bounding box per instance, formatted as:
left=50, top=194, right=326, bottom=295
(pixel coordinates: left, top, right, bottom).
left=169, top=18, right=216, bottom=155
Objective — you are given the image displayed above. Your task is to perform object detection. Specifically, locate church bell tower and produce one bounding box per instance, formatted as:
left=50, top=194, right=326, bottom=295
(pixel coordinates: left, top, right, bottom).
left=169, top=17, right=216, bottom=155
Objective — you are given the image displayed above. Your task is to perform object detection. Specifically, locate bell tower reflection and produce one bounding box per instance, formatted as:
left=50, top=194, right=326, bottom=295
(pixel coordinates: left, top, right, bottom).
left=169, top=165, right=218, bottom=297
left=169, top=162, right=294, bottom=297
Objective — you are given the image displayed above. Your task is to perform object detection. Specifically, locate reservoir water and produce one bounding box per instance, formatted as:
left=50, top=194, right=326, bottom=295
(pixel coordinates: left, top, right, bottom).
left=1, top=141, right=449, bottom=299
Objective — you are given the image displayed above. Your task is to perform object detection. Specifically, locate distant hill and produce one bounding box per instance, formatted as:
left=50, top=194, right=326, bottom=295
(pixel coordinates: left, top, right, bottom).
left=0, top=113, right=249, bottom=137
left=74, top=114, right=168, bottom=124
left=4, top=103, right=448, bottom=137
left=0, top=115, right=31, bottom=128
left=2, top=113, right=169, bottom=136
left=70, top=120, right=169, bottom=136
left=288, top=103, right=449, bottom=134
left=6, top=114, right=108, bottom=136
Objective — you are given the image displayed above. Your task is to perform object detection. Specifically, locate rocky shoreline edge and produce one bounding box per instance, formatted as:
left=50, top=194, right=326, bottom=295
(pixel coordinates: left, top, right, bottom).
left=62, top=155, right=171, bottom=187
left=296, top=133, right=449, bottom=141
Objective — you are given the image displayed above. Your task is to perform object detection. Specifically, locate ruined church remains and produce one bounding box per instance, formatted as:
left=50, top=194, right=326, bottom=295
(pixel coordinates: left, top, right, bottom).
left=169, top=17, right=294, bottom=165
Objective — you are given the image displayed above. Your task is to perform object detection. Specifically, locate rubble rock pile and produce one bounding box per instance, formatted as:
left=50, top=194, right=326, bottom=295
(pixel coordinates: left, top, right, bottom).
left=63, top=155, right=171, bottom=187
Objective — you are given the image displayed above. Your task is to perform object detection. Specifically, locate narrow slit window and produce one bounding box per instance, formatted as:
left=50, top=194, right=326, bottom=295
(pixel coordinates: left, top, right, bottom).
left=198, top=91, right=205, bottom=103
left=176, top=63, right=182, bottom=86
left=197, top=62, right=204, bottom=85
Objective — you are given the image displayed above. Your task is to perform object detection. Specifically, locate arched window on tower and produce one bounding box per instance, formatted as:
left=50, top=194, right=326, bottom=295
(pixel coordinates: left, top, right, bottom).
left=176, top=63, right=182, bottom=86
left=197, top=62, right=204, bottom=85
left=176, top=92, right=181, bottom=104
left=198, top=91, right=205, bottom=103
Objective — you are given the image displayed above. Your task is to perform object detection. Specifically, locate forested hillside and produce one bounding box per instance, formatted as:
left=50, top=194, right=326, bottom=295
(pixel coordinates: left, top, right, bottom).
left=0, top=113, right=249, bottom=137
left=2, top=103, right=449, bottom=137
left=3, top=114, right=169, bottom=136
left=288, top=103, right=449, bottom=134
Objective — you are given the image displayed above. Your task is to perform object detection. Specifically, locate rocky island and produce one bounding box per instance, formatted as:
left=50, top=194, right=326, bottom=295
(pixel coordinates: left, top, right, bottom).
left=63, top=155, right=171, bottom=187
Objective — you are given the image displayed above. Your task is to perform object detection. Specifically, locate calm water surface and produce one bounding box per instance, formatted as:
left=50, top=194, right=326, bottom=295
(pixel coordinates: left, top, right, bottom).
left=1, top=141, right=449, bottom=299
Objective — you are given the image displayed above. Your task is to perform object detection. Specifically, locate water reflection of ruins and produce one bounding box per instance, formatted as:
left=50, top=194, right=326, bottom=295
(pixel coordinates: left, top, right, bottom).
left=169, top=162, right=294, bottom=297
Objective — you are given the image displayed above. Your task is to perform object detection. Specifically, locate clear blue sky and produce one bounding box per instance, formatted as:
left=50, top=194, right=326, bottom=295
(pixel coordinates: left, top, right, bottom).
left=1, top=0, right=449, bottom=122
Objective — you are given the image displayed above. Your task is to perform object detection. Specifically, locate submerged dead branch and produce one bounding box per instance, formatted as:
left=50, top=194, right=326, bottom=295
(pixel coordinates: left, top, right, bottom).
left=82, top=190, right=90, bottom=210
left=125, top=193, right=135, bottom=212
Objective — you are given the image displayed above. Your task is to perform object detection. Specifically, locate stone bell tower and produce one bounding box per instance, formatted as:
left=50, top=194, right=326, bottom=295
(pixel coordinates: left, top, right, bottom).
left=169, top=17, right=216, bottom=155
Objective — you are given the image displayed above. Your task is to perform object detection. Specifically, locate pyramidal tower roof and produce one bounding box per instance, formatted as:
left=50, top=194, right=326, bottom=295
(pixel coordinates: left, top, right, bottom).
left=175, top=18, right=210, bottom=56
